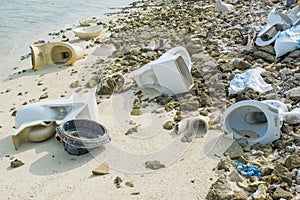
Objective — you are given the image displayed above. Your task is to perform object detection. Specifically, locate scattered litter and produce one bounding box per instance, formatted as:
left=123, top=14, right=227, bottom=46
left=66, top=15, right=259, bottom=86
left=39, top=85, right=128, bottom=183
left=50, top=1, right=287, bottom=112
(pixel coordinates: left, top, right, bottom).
left=174, top=116, right=210, bottom=138
left=125, top=126, right=138, bottom=135
left=131, top=192, right=140, bottom=195
left=232, top=162, right=262, bottom=177
left=56, top=119, right=110, bottom=155
left=10, top=159, right=24, bottom=168
left=30, top=42, right=83, bottom=71
left=134, top=46, right=193, bottom=95
left=228, top=67, right=272, bottom=95
left=222, top=100, right=285, bottom=144
left=13, top=92, right=99, bottom=150
left=92, top=163, right=109, bottom=175
left=274, top=25, right=300, bottom=57
left=73, top=25, right=103, bottom=40
left=145, top=160, right=165, bottom=170
left=215, top=0, right=234, bottom=12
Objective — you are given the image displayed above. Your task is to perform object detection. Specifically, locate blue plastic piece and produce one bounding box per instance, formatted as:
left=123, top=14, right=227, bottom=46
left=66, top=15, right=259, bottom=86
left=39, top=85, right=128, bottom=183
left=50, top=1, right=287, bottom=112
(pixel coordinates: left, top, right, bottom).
left=232, top=162, right=262, bottom=177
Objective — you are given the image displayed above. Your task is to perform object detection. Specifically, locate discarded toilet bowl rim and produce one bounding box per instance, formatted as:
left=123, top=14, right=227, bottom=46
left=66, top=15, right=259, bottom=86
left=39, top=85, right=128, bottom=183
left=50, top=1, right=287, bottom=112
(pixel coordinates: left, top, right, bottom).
left=73, top=25, right=103, bottom=39
left=56, top=119, right=110, bottom=149
left=222, top=100, right=282, bottom=144
left=255, top=24, right=282, bottom=46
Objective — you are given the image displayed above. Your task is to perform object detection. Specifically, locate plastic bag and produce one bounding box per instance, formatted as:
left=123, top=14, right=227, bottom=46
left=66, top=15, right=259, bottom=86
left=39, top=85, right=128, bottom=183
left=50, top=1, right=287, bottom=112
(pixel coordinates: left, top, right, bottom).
left=228, top=67, right=272, bottom=95
left=274, top=25, right=300, bottom=57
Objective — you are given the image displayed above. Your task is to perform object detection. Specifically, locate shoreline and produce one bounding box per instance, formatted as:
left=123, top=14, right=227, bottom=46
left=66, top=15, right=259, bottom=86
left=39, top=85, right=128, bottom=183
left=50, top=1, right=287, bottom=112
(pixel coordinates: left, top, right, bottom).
left=1, top=0, right=300, bottom=199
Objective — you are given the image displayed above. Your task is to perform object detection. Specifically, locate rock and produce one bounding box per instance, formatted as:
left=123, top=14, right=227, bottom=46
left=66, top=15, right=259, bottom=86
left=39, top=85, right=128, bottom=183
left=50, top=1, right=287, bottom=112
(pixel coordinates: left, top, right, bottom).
left=224, top=141, right=244, bottom=159
left=145, top=160, right=165, bottom=170
left=130, top=109, right=142, bottom=116
left=260, top=166, right=273, bottom=176
left=164, top=102, right=178, bottom=112
left=86, top=79, right=97, bottom=88
left=70, top=81, right=80, bottom=88
left=92, top=163, right=109, bottom=175
left=206, top=176, right=234, bottom=200
left=39, top=93, right=48, bottom=99
left=216, top=159, right=230, bottom=171
left=274, top=164, right=290, bottom=177
left=228, top=170, right=244, bottom=182
left=285, top=154, right=300, bottom=170
left=272, top=187, right=293, bottom=200
left=253, top=51, right=276, bottom=63
left=232, top=58, right=251, bottom=70
left=252, top=184, right=267, bottom=200
left=10, top=159, right=24, bottom=168
left=125, top=126, right=138, bottom=135
left=125, top=181, right=134, bottom=187
left=180, top=100, right=199, bottom=111
left=163, top=121, right=175, bottom=130
left=114, top=176, right=123, bottom=188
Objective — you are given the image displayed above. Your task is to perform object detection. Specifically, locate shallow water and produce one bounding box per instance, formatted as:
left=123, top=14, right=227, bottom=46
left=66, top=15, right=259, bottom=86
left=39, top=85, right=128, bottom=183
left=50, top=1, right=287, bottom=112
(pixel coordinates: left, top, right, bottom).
left=0, top=0, right=135, bottom=68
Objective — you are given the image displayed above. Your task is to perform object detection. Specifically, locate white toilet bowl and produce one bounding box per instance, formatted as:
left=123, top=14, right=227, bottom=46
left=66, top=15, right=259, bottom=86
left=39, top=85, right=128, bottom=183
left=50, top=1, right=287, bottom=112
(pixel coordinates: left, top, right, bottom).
left=133, top=46, right=194, bottom=95
left=30, top=42, right=84, bottom=71
left=13, top=92, right=98, bottom=150
left=222, top=100, right=286, bottom=144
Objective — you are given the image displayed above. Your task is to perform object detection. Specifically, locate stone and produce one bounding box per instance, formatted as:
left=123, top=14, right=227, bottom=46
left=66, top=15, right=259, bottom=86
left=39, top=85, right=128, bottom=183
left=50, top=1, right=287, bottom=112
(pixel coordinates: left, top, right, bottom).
left=145, top=160, right=165, bottom=170
left=253, top=51, right=276, bottom=63
left=92, top=163, right=109, bottom=175
left=228, top=170, right=244, bottom=182
left=274, top=164, right=290, bottom=177
left=130, top=109, right=142, bottom=116
left=216, top=159, right=230, bottom=171
left=125, top=126, right=138, bottom=135
left=125, top=181, right=134, bottom=187
left=10, top=159, right=24, bottom=168
left=70, top=81, right=80, bottom=88
left=285, top=154, right=300, bottom=170
left=114, top=176, right=123, bottom=188
left=232, top=58, right=251, bottom=70
left=206, top=176, right=233, bottom=200
left=163, top=121, right=175, bottom=130
left=39, top=93, right=48, bottom=99
left=224, top=141, right=244, bottom=159
left=272, top=187, right=293, bottom=200
left=252, top=184, right=267, bottom=200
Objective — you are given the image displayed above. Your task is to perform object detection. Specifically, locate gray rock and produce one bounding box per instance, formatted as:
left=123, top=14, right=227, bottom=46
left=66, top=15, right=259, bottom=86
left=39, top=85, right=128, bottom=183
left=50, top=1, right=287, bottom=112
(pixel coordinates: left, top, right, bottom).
left=145, top=160, right=165, bottom=170
left=224, top=141, right=244, bottom=159
left=272, top=187, right=293, bottom=200
left=253, top=51, right=276, bottom=63
left=228, top=170, right=244, bottom=182
left=232, top=58, right=251, bottom=70
left=285, top=154, right=300, bottom=170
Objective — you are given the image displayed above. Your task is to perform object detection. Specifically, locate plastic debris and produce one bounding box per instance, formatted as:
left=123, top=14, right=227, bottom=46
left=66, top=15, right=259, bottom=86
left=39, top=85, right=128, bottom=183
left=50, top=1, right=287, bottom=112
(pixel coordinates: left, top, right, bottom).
left=228, top=67, right=272, bottom=95
left=274, top=25, right=300, bottom=57
left=215, top=0, right=234, bottom=12
left=232, top=162, right=262, bottom=177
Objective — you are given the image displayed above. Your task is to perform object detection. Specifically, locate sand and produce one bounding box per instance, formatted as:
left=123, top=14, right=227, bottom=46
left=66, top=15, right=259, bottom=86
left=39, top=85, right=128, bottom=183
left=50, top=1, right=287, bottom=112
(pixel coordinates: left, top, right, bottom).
left=0, top=1, right=233, bottom=200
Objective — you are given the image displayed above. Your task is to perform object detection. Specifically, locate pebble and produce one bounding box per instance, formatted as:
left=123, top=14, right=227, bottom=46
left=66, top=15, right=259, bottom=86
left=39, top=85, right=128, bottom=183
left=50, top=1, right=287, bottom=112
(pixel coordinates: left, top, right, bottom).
left=145, top=160, right=165, bottom=170
left=92, top=163, right=109, bottom=175
left=10, top=159, right=24, bottom=168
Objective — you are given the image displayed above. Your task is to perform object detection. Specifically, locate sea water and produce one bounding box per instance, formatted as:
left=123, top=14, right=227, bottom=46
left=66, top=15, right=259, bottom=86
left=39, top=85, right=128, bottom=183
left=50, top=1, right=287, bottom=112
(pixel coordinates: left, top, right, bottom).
left=0, top=0, right=136, bottom=69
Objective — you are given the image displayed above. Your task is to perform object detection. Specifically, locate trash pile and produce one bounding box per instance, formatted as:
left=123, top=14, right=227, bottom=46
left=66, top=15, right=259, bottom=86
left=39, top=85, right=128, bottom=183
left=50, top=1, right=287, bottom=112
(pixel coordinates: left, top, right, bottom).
left=6, top=0, right=300, bottom=198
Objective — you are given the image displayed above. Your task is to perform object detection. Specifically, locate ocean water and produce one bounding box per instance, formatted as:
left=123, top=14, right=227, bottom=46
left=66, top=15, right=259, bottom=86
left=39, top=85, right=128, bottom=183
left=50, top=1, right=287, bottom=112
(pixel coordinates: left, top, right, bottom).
left=0, top=0, right=136, bottom=68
